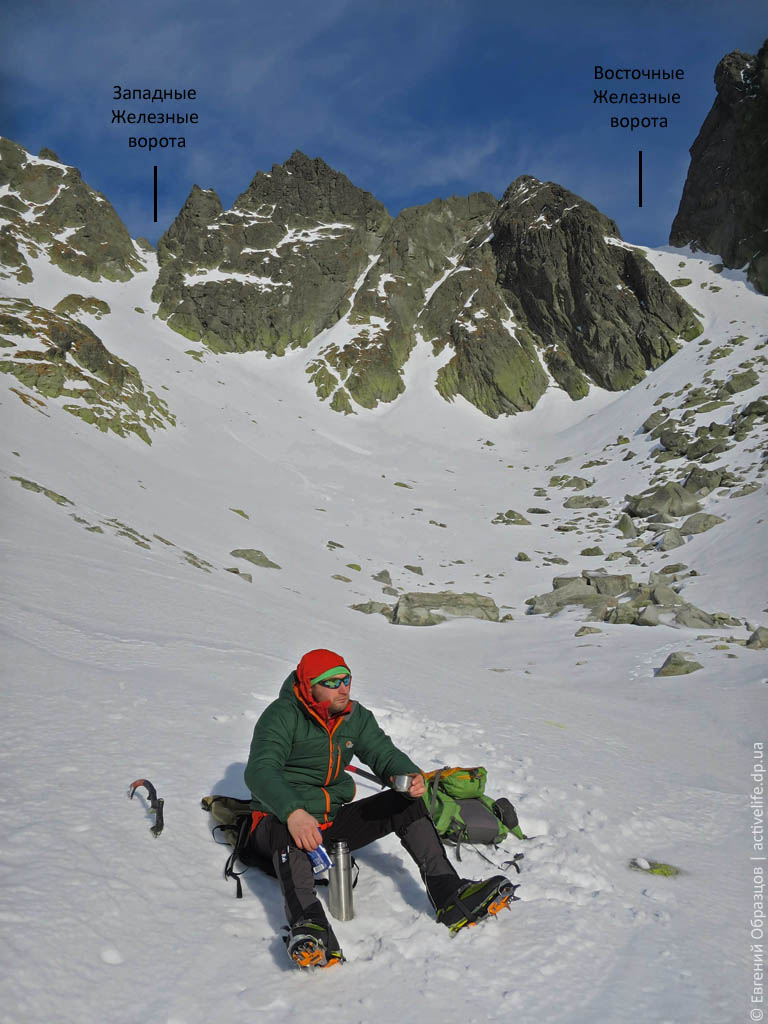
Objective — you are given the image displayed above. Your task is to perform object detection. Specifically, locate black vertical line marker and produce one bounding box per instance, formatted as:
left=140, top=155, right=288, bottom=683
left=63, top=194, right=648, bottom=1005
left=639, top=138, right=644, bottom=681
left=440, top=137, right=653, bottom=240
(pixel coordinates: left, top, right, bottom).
left=153, top=165, right=158, bottom=223
left=638, top=150, right=643, bottom=208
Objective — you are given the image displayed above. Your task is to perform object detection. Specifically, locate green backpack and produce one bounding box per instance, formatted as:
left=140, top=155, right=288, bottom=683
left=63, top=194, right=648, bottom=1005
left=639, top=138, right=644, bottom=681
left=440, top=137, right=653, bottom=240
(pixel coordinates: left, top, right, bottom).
left=422, top=766, right=526, bottom=859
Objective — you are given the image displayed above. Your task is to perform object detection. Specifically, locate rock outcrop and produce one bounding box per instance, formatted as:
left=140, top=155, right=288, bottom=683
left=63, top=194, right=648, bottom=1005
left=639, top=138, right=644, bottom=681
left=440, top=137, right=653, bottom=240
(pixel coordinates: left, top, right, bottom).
left=151, top=150, right=700, bottom=417
left=309, top=193, right=506, bottom=411
left=152, top=151, right=391, bottom=356
left=657, top=652, right=704, bottom=677
left=349, top=590, right=501, bottom=626
left=392, top=591, right=500, bottom=626
left=0, top=296, right=174, bottom=443
left=0, top=138, right=146, bottom=284
left=526, top=569, right=742, bottom=630
left=747, top=627, right=768, bottom=650
left=490, top=178, right=701, bottom=395
left=670, top=40, right=768, bottom=294
left=0, top=137, right=707, bottom=420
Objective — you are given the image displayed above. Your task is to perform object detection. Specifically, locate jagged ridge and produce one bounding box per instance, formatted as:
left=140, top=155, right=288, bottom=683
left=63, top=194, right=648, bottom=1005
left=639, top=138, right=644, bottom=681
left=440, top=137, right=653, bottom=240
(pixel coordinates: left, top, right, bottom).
left=152, top=155, right=700, bottom=417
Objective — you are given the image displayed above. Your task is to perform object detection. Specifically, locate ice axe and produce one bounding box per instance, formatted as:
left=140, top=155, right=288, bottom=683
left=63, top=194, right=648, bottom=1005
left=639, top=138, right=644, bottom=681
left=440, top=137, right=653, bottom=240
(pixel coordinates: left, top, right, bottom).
left=345, top=764, right=386, bottom=787
left=129, top=778, right=165, bottom=837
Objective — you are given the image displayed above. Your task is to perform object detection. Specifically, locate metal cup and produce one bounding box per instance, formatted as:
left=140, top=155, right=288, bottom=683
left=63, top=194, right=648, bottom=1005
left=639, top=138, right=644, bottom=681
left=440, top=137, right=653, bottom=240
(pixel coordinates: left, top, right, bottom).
left=391, top=773, right=416, bottom=793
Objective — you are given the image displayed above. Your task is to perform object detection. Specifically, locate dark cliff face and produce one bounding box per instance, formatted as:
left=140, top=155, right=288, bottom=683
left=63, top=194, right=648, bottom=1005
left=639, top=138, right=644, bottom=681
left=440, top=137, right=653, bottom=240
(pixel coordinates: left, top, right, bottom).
left=0, top=138, right=704, bottom=419
left=0, top=137, right=146, bottom=284
left=490, top=177, right=701, bottom=396
left=149, top=155, right=701, bottom=417
left=670, top=40, right=768, bottom=294
left=308, top=192, right=501, bottom=412
left=151, top=151, right=392, bottom=355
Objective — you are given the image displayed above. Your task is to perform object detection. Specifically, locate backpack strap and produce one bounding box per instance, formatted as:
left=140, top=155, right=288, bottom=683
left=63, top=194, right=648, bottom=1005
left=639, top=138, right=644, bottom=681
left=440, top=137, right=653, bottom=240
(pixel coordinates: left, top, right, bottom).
left=214, top=814, right=254, bottom=898
left=428, top=767, right=448, bottom=820
left=206, top=801, right=269, bottom=898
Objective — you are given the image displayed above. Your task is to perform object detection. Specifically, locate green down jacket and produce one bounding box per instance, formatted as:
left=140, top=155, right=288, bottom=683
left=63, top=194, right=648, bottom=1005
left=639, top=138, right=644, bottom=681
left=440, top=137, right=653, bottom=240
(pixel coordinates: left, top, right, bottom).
left=245, top=672, right=420, bottom=824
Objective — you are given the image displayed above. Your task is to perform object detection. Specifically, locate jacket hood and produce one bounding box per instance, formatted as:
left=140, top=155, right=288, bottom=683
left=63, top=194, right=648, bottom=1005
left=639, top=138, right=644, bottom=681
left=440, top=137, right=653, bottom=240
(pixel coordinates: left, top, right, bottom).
left=292, top=649, right=352, bottom=724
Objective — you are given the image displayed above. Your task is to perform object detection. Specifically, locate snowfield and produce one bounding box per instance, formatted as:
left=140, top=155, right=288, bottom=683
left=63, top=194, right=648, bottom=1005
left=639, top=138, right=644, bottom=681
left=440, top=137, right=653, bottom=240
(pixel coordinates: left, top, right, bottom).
left=1, top=239, right=766, bottom=1024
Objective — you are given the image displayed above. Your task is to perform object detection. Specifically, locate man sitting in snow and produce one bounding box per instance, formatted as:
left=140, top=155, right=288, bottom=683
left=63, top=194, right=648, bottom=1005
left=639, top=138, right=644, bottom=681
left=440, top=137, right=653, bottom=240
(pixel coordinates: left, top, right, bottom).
left=244, top=648, right=513, bottom=968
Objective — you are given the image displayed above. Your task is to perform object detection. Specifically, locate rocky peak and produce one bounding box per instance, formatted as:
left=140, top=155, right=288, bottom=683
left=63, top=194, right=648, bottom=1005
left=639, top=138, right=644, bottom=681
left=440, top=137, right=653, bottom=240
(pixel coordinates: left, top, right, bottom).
left=0, top=137, right=145, bottom=284
left=498, top=175, right=619, bottom=237
left=490, top=176, right=700, bottom=396
left=151, top=148, right=702, bottom=416
left=152, top=151, right=391, bottom=355
left=237, top=150, right=389, bottom=236
left=670, top=40, right=768, bottom=293
left=156, top=185, right=223, bottom=265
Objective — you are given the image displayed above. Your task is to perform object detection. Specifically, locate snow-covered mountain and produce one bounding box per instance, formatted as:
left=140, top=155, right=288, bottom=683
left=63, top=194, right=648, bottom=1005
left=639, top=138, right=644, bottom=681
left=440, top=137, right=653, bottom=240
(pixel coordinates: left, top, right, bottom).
left=1, top=47, right=766, bottom=1023
left=152, top=151, right=701, bottom=417
left=2, top=136, right=700, bottom=422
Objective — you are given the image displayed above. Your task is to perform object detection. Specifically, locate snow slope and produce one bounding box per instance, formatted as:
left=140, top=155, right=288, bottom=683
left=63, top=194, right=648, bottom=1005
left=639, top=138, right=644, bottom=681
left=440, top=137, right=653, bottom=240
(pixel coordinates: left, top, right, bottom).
left=0, top=240, right=766, bottom=1024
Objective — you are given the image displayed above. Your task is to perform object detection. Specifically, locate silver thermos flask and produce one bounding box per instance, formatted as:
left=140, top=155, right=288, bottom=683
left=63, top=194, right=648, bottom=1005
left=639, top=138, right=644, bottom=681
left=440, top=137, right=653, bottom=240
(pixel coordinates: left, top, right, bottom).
left=328, top=839, right=354, bottom=920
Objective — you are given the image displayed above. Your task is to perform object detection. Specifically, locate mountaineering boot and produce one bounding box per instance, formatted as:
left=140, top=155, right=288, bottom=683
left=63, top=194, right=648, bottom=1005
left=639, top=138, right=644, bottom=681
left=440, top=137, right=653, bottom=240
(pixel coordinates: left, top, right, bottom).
left=436, top=875, right=518, bottom=934
left=285, top=919, right=345, bottom=969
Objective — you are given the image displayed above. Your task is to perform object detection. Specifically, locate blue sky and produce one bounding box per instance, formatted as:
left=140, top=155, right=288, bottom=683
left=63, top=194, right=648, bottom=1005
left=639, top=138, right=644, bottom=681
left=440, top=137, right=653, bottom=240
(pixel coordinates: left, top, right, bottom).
left=1, top=0, right=765, bottom=247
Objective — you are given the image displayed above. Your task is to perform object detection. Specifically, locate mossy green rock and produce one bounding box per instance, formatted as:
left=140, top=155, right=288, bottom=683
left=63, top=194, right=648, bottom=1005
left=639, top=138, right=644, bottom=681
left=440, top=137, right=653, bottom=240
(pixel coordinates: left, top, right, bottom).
left=625, top=482, right=701, bottom=519
left=11, top=475, right=72, bottom=505
left=493, top=509, right=531, bottom=526
left=617, top=513, right=638, bottom=538
left=349, top=601, right=395, bottom=619
left=550, top=475, right=593, bottom=490
left=658, top=528, right=685, bottom=551
left=680, top=513, right=725, bottom=535
left=230, top=548, right=281, bottom=569
left=563, top=495, right=609, bottom=509
left=53, top=294, right=111, bottom=318
left=491, top=177, right=699, bottom=392
left=746, top=627, right=768, bottom=650
left=0, top=297, right=174, bottom=443
left=527, top=576, right=614, bottom=617
left=153, top=152, right=391, bottom=358
left=719, top=368, right=759, bottom=396
left=392, top=591, right=500, bottom=626
left=0, top=138, right=145, bottom=282
left=657, top=652, right=703, bottom=676
left=629, top=858, right=682, bottom=877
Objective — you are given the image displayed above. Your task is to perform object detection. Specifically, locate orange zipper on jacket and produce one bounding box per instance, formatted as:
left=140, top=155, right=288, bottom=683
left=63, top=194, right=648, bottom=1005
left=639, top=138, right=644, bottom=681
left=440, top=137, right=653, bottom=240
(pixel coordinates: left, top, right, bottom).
left=325, top=715, right=344, bottom=785
left=293, top=680, right=349, bottom=791
left=321, top=786, right=331, bottom=822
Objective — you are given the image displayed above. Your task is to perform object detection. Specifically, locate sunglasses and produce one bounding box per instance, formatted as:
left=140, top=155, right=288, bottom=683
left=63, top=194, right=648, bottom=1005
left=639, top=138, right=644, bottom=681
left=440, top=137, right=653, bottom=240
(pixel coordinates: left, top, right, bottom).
left=314, top=674, right=351, bottom=689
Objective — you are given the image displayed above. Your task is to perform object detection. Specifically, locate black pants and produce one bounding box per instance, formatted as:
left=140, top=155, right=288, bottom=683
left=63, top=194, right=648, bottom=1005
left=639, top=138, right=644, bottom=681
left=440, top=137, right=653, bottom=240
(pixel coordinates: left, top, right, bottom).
left=247, top=790, right=460, bottom=940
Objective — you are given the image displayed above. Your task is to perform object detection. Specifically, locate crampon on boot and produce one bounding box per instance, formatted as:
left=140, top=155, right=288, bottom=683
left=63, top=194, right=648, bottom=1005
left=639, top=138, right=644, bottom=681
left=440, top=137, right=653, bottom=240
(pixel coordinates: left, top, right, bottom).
left=436, top=874, right=518, bottom=935
left=285, top=919, right=345, bottom=969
